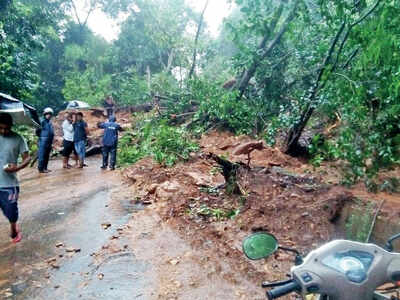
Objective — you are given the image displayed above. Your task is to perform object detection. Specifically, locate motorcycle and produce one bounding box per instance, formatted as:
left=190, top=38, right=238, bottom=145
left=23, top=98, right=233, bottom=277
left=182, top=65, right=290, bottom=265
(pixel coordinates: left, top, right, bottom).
left=242, top=232, right=400, bottom=300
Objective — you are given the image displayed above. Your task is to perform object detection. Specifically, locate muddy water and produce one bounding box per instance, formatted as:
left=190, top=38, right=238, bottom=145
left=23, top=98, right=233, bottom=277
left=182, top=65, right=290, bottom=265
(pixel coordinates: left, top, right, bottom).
left=0, top=156, right=149, bottom=299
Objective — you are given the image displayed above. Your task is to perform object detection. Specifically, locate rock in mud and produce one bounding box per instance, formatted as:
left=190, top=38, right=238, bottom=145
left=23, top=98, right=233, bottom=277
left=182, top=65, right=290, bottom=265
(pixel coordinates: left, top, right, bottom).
left=50, top=263, right=60, bottom=269
left=66, top=247, right=81, bottom=253
left=46, top=257, right=57, bottom=264
left=101, top=223, right=112, bottom=230
left=233, top=141, right=264, bottom=156
left=168, top=259, right=180, bottom=265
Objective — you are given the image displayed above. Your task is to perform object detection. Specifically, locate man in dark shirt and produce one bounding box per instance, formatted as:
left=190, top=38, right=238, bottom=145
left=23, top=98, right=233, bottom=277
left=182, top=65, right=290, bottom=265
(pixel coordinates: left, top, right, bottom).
left=73, top=112, right=89, bottom=168
left=37, top=107, right=54, bottom=173
left=103, top=96, right=115, bottom=119
left=98, top=116, right=123, bottom=170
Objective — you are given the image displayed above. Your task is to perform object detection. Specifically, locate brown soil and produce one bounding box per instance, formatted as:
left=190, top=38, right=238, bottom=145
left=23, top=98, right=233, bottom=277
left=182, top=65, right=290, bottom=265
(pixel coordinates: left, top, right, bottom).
left=121, top=130, right=381, bottom=299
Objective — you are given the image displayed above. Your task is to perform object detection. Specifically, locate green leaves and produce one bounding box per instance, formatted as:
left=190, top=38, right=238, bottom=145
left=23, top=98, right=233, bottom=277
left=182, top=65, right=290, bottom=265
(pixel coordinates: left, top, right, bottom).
left=0, top=0, right=63, bottom=102
left=118, top=118, right=199, bottom=167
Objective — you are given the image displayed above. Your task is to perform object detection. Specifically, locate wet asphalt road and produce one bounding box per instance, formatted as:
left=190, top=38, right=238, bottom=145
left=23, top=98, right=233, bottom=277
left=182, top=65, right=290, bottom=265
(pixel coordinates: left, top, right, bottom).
left=0, top=156, right=148, bottom=299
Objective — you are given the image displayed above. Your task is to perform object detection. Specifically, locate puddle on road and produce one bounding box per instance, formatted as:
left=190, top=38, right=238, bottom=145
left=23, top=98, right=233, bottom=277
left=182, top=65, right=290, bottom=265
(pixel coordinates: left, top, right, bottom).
left=0, top=186, right=149, bottom=299
left=83, top=253, right=148, bottom=300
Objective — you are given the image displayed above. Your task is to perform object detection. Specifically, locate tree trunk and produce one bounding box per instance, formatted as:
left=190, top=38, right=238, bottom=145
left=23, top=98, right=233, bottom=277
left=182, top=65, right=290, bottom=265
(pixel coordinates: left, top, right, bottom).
left=237, top=1, right=299, bottom=99
left=285, top=22, right=346, bottom=155
left=285, top=0, right=382, bottom=155
left=188, top=0, right=209, bottom=80
left=146, top=65, right=151, bottom=92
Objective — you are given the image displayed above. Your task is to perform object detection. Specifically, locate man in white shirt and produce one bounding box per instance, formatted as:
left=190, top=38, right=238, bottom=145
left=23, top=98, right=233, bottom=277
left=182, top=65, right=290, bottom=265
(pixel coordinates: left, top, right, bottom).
left=61, top=112, right=77, bottom=168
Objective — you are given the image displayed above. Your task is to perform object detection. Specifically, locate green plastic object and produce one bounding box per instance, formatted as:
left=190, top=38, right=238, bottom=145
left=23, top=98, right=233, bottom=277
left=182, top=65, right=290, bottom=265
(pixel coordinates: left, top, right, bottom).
left=242, top=232, right=278, bottom=260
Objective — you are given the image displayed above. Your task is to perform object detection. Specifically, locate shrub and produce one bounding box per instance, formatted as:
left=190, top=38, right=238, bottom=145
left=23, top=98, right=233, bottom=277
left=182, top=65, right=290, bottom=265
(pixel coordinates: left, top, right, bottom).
left=118, top=118, right=199, bottom=167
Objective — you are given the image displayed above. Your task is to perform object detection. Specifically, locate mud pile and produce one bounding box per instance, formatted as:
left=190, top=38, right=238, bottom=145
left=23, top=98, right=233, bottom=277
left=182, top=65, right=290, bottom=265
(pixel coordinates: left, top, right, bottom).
left=52, top=108, right=132, bottom=152
left=122, top=131, right=354, bottom=286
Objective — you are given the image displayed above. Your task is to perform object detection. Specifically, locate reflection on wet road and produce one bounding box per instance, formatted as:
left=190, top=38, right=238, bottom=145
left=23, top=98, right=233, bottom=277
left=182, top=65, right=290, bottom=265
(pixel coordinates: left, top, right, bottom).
left=0, top=156, right=148, bottom=299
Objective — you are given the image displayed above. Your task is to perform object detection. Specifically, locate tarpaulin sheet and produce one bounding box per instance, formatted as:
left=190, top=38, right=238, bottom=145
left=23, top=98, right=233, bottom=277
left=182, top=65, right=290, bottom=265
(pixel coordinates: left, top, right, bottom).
left=0, top=92, right=40, bottom=127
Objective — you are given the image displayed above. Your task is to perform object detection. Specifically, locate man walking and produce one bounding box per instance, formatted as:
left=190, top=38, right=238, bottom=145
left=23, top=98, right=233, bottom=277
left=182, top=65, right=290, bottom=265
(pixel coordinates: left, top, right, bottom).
left=98, top=116, right=123, bottom=170
left=0, top=113, right=31, bottom=243
left=61, top=112, right=77, bottom=168
left=37, top=107, right=54, bottom=173
left=73, top=112, right=89, bottom=168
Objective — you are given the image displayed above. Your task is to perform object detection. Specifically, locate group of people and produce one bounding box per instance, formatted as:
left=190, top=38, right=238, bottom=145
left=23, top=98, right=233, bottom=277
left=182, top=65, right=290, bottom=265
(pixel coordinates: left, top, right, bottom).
left=37, top=108, right=89, bottom=172
left=60, top=110, right=123, bottom=171
left=37, top=99, right=122, bottom=172
left=0, top=97, right=122, bottom=243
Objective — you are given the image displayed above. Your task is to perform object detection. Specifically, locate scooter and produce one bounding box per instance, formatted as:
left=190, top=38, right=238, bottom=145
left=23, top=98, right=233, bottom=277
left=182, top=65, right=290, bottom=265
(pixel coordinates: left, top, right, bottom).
left=242, top=232, right=400, bottom=300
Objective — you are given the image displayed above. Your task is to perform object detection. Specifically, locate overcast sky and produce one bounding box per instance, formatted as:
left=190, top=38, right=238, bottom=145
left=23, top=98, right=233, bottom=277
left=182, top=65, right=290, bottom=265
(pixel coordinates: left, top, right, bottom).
left=75, top=0, right=234, bottom=42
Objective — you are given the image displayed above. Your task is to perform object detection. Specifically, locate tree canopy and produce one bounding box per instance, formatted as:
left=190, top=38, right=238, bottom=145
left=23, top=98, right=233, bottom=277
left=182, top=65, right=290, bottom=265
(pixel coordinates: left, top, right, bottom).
left=1, top=0, right=399, bottom=183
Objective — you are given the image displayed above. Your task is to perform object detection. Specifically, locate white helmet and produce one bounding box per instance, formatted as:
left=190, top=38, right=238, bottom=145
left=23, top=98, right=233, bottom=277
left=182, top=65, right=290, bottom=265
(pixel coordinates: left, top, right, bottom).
left=43, top=107, right=54, bottom=115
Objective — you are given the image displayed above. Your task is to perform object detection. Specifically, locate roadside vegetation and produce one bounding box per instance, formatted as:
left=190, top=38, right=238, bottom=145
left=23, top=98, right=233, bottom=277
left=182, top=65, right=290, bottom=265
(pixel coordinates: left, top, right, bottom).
left=118, top=116, right=199, bottom=167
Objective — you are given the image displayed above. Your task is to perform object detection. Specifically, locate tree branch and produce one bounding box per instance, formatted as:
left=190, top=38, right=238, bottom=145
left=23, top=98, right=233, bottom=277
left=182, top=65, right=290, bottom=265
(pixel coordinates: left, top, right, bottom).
left=188, top=0, right=209, bottom=80
left=351, top=0, right=382, bottom=27
left=237, top=0, right=300, bottom=98
left=315, top=21, right=346, bottom=89
left=342, top=47, right=360, bottom=69
left=82, top=0, right=97, bottom=27
left=332, top=28, right=350, bottom=72
left=69, top=0, right=83, bottom=26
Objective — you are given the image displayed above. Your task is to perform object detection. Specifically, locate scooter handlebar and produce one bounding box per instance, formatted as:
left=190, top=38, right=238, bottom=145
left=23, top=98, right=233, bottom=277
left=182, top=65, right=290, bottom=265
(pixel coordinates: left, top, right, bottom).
left=266, top=280, right=301, bottom=299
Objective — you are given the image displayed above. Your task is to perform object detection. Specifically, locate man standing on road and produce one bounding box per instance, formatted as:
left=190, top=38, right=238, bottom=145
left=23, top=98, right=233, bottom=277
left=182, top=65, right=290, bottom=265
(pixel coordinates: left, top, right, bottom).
left=98, top=116, right=123, bottom=171
left=37, top=107, right=54, bottom=173
left=73, top=112, right=89, bottom=168
left=0, top=113, right=31, bottom=243
left=61, top=112, right=78, bottom=169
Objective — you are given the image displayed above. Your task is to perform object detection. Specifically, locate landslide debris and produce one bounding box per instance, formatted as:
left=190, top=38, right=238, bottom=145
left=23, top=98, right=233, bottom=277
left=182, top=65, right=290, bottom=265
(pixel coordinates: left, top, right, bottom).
left=122, top=130, right=354, bottom=286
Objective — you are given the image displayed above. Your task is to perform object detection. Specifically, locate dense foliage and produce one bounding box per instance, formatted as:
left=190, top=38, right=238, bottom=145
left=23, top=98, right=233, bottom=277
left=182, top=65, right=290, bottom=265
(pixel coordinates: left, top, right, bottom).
left=1, top=0, right=399, bottom=182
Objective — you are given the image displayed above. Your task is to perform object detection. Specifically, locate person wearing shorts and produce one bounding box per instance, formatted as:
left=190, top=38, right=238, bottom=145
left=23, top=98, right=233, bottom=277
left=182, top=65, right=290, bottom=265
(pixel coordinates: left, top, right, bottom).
left=62, top=112, right=77, bottom=168
left=73, top=112, right=89, bottom=168
left=0, top=113, right=31, bottom=243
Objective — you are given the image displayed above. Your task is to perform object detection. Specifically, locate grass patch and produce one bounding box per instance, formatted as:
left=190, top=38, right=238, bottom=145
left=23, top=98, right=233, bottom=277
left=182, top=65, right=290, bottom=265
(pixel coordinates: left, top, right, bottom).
left=345, top=203, right=374, bottom=242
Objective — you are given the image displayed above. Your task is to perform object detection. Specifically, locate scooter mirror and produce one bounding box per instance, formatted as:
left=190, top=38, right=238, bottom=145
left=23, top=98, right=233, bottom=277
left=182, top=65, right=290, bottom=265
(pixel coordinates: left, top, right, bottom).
left=242, top=232, right=278, bottom=260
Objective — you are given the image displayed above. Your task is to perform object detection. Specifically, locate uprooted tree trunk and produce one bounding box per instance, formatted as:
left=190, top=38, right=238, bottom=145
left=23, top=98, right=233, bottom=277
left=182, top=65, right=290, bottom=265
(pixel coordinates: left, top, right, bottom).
left=285, top=0, right=382, bottom=156
left=236, top=0, right=300, bottom=99
left=208, top=153, right=248, bottom=195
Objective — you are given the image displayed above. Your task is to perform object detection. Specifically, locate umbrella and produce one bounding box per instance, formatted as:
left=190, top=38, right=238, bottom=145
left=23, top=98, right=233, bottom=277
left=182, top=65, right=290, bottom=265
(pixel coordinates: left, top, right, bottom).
left=66, top=100, right=91, bottom=110
left=0, top=92, right=40, bottom=127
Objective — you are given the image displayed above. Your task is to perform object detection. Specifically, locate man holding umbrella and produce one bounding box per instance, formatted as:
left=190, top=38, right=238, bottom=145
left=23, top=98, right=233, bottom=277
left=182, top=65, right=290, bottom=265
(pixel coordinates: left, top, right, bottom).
left=36, top=107, right=54, bottom=173
left=0, top=113, right=31, bottom=243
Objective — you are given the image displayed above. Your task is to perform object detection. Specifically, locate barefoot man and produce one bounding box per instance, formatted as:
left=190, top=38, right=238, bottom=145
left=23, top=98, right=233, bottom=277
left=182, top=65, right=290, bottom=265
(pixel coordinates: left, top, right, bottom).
left=0, top=113, right=31, bottom=243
